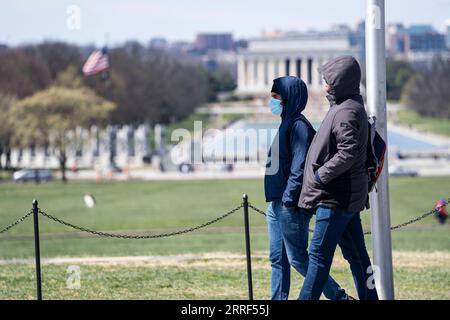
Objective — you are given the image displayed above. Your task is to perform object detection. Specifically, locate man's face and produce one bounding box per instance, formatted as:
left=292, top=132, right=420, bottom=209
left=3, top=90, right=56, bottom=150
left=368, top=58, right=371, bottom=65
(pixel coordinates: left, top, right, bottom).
left=323, top=78, right=332, bottom=94
left=271, top=92, right=283, bottom=105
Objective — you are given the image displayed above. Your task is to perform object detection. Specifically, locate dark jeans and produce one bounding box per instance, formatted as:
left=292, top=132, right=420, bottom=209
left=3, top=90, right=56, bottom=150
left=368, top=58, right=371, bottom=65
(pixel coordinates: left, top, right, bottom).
left=299, top=206, right=379, bottom=300
left=266, top=201, right=347, bottom=300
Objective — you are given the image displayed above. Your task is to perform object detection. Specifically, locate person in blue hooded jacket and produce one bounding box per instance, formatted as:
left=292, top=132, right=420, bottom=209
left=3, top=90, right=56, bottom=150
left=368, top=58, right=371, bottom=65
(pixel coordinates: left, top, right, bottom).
left=264, top=76, right=350, bottom=300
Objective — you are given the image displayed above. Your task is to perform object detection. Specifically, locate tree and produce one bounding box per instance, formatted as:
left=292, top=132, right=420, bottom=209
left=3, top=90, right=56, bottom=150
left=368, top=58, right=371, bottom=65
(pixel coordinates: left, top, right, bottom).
left=0, top=49, right=52, bottom=98
left=1, top=41, right=212, bottom=128
left=402, top=57, right=450, bottom=119
left=386, top=60, right=416, bottom=101
left=0, top=93, right=16, bottom=169
left=207, top=69, right=237, bottom=101
left=23, top=42, right=82, bottom=80
left=84, top=47, right=209, bottom=125
left=10, top=85, right=116, bottom=182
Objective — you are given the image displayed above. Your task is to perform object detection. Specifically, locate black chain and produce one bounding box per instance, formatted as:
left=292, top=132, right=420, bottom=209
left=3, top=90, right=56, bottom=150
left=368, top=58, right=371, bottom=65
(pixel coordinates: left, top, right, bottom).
left=0, top=210, right=33, bottom=234
left=1, top=198, right=447, bottom=238
left=38, top=204, right=243, bottom=239
left=248, top=204, right=267, bottom=216
left=248, top=198, right=449, bottom=236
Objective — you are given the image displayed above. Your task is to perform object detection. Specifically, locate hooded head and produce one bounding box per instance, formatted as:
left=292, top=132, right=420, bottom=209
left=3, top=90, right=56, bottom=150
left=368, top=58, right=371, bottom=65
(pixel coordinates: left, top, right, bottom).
left=319, top=56, right=361, bottom=104
left=271, top=76, right=308, bottom=122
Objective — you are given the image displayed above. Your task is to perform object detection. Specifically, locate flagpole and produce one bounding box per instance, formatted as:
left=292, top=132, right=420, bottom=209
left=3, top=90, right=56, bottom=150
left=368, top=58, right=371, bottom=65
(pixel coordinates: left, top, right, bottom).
left=365, top=0, right=395, bottom=300
left=105, top=32, right=110, bottom=48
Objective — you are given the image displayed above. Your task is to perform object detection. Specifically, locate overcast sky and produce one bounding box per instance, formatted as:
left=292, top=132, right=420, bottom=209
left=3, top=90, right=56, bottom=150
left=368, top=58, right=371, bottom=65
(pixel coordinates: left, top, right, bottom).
left=1, top=0, right=449, bottom=46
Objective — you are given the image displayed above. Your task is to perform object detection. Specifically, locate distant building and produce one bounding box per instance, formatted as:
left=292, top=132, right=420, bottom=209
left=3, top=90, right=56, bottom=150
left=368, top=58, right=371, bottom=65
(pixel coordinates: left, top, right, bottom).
left=386, top=23, right=449, bottom=63
left=195, top=33, right=234, bottom=52
left=236, top=29, right=360, bottom=94
left=386, top=23, right=406, bottom=57
left=149, top=37, right=168, bottom=50
left=445, top=20, right=450, bottom=49
left=234, top=39, right=248, bottom=50
left=353, top=21, right=366, bottom=66
left=201, top=50, right=237, bottom=78
left=405, top=25, right=446, bottom=54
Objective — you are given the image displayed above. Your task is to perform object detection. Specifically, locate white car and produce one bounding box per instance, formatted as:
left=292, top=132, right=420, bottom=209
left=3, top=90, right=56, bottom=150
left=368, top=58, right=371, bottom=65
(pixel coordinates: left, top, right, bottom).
left=13, top=169, right=53, bottom=182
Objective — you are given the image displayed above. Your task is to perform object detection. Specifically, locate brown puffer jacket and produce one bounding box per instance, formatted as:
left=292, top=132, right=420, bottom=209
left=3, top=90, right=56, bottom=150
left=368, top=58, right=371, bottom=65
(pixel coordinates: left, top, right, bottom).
left=298, top=56, right=369, bottom=213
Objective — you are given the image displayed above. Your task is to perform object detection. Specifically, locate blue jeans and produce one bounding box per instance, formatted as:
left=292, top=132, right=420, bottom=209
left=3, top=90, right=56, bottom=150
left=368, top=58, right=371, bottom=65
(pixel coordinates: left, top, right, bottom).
left=266, top=201, right=347, bottom=300
left=299, top=206, right=379, bottom=300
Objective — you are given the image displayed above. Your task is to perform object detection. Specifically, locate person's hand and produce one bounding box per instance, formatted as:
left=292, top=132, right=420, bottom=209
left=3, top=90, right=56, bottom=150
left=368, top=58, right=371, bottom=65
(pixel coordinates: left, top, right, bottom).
left=314, top=171, right=325, bottom=186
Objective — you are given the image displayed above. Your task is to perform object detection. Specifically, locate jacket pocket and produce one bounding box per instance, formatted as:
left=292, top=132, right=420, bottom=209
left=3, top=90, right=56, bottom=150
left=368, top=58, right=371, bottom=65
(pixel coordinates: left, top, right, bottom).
left=311, top=162, right=324, bottom=188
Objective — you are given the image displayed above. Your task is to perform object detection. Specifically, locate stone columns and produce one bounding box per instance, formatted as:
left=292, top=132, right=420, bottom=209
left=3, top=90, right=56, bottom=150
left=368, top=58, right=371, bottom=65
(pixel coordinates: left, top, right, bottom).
left=237, top=56, right=246, bottom=91
left=257, top=59, right=265, bottom=89
left=286, top=57, right=295, bottom=76
left=267, top=58, right=276, bottom=83
left=317, top=57, right=323, bottom=86
left=277, top=59, right=284, bottom=77
left=301, top=58, right=308, bottom=82
left=311, top=57, right=320, bottom=88
left=246, top=58, right=255, bottom=90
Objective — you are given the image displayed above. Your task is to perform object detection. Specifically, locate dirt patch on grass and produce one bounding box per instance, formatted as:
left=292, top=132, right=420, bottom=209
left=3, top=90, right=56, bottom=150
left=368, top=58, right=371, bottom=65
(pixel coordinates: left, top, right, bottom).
left=1, top=251, right=449, bottom=270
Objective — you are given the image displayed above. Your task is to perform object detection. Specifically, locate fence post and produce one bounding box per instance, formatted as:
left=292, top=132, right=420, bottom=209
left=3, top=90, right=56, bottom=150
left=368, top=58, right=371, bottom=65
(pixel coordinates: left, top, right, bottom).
left=242, top=194, right=253, bottom=300
left=32, top=199, right=42, bottom=300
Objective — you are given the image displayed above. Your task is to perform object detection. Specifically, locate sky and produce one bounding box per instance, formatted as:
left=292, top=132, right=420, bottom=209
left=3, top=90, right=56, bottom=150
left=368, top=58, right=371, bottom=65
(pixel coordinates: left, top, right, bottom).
left=1, top=0, right=449, bottom=46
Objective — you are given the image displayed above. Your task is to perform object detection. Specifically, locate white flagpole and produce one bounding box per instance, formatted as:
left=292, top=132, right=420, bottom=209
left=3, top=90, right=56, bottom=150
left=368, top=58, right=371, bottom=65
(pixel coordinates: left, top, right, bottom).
left=365, top=0, right=395, bottom=300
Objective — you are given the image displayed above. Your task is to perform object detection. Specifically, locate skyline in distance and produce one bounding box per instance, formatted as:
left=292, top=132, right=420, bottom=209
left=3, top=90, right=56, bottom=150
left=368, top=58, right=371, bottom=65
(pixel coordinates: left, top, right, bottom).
left=1, top=0, right=449, bottom=46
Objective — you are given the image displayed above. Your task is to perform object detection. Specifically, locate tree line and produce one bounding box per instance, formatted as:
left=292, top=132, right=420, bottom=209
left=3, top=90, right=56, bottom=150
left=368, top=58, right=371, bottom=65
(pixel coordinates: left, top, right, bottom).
left=0, top=41, right=234, bottom=180
left=0, top=41, right=224, bottom=125
left=387, top=56, right=450, bottom=120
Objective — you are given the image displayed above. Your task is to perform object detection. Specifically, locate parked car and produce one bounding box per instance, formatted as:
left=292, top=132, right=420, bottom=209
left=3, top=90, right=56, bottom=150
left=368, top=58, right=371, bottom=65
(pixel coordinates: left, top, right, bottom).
left=13, top=169, right=53, bottom=182
left=179, top=162, right=194, bottom=174
left=388, top=166, right=418, bottom=177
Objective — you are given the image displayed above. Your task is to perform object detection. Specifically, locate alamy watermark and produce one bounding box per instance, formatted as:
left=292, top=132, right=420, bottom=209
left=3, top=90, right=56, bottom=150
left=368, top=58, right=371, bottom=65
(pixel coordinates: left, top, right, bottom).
left=366, top=265, right=381, bottom=291
left=67, top=265, right=81, bottom=290
left=66, top=5, right=81, bottom=30
left=169, top=121, right=280, bottom=175
left=367, top=2, right=382, bottom=30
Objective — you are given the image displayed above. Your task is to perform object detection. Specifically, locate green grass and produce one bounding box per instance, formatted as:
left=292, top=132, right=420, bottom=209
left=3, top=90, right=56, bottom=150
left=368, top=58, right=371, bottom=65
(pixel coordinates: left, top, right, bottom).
left=1, top=260, right=449, bottom=300
left=221, top=113, right=248, bottom=123
left=0, top=177, right=449, bottom=259
left=165, top=113, right=213, bottom=145
left=0, top=170, right=13, bottom=181
left=0, top=177, right=449, bottom=300
left=395, top=109, right=450, bottom=137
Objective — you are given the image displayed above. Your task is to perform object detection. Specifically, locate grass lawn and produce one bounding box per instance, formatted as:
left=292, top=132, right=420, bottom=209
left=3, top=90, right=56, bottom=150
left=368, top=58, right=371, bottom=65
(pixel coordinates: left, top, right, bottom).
left=1, top=253, right=449, bottom=300
left=395, top=109, right=450, bottom=137
left=0, top=177, right=449, bottom=299
left=0, top=177, right=449, bottom=258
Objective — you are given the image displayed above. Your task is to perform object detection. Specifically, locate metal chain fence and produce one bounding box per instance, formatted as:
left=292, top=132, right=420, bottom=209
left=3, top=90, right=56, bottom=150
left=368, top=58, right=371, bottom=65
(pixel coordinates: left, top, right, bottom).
left=0, top=198, right=448, bottom=238
left=38, top=205, right=243, bottom=239
left=0, top=196, right=448, bottom=301
left=0, top=210, right=33, bottom=235
left=248, top=198, right=450, bottom=235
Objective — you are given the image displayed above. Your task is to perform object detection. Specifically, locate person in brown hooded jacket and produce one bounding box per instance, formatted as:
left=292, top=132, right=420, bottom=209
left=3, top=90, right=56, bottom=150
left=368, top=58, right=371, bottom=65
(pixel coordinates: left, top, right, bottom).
left=298, top=56, right=378, bottom=300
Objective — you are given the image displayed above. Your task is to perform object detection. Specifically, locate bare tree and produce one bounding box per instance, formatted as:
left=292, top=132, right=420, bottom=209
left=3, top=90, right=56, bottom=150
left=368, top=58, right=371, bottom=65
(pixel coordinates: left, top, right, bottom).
left=402, top=57, right=450, bottom=119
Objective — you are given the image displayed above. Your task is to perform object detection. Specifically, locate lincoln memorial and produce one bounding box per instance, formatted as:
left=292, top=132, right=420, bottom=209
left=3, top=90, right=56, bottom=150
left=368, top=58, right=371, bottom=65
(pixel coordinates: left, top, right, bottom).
left=236, top=32, right=361, bottom=94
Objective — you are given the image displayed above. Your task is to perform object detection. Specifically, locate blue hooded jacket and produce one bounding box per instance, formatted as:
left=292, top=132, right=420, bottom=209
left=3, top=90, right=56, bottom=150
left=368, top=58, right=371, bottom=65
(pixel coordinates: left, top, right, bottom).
left=264, top=76, right=316, bottom=206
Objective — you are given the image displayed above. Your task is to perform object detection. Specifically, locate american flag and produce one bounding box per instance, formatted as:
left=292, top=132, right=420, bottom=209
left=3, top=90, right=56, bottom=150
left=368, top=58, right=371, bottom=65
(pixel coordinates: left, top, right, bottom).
left=82, top=47, right=109, bottom=76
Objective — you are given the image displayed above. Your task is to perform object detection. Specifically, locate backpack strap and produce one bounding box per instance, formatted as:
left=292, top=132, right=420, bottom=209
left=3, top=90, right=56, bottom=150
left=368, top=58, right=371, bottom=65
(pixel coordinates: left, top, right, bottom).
left=368, top=115, right=377, bottom=159
left=296, top=114, right=317, bottom=134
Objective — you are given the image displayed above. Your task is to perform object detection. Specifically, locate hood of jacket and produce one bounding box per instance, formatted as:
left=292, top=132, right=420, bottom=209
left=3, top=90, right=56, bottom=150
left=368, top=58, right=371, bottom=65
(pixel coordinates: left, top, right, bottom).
left=272, top=76, right=308, bottom=123
left=319, top=56, right=361, bottom=104
left=264, top=76, right=314, bottom=204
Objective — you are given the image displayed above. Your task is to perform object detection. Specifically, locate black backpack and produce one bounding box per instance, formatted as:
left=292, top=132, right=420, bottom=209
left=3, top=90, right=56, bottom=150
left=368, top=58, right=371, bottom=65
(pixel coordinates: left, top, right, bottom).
left=366, top=116, right=387, bottom=193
